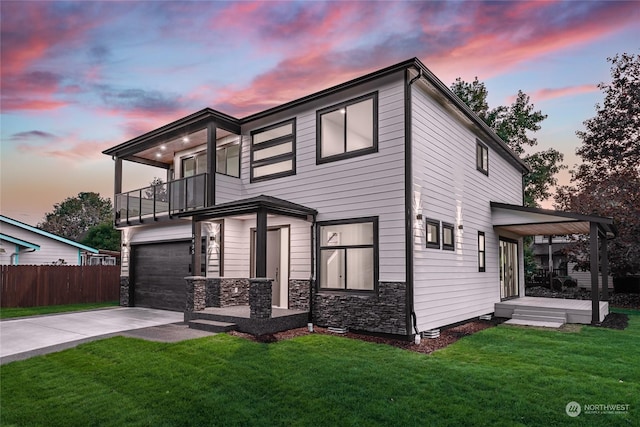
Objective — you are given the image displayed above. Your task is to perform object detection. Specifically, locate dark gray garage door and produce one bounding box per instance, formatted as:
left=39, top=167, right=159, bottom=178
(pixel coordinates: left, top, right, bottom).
left=131, top=240, right=191, bottom=311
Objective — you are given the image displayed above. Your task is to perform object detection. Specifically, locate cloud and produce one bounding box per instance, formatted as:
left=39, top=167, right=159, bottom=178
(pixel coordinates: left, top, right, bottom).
left=532, top=85, right=599, bottom=102
left=99, top=87, right=183, bottom=114
left=13, top=131, right=113, bottom=160
left=9, top=130, right=58, bottom=141
left=196, top=1, right=639, bottom=117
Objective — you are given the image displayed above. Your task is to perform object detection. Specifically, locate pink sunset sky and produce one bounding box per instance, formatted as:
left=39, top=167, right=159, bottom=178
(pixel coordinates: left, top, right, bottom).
left=1, top=0, right=638, bottom=225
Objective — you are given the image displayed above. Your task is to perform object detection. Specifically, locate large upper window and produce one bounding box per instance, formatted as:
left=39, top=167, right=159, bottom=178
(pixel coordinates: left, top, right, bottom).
left=318, top=218, right=378, bottom=291
left=250, top=119, right=295, bottom=182
left=476, top=140, right=488, bottom=175
left=317, top=93, right=378, bottom=163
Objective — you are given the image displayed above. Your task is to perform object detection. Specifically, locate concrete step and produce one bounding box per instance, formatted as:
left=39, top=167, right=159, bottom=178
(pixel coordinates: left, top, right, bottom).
left=504, top=318, right=565, bottom=328
left=512, top=308, right=567, bottom=323
left=512, top=313, right=566, bottom=323
left=513, top=308, right=566, bottom=318
left=188, top=319, right=237, bottom=333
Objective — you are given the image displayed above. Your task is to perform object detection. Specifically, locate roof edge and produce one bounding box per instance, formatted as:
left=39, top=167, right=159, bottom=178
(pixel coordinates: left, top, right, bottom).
left=0, top=215, right=99, bottom=253
left=412, top=58, right=529, bottom=173
left=490, top=202, right=616, bottom=226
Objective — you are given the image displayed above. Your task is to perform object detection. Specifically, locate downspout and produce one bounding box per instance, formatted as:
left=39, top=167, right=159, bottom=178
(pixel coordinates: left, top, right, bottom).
left=405, top=67, right=423, bottom=339
left=308, top=214, right=316, bottom=328
left=11, top=247, right=36, bottom=265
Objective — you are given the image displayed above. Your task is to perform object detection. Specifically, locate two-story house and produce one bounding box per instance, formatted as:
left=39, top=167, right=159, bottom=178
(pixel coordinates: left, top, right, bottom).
left=103, top=58, right=615, bottom=337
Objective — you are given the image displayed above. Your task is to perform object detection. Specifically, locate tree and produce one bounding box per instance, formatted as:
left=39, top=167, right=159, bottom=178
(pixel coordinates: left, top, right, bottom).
left=451, top=77, right=567, bottom=279
left=80, top=222, right=121, bottom=251
left=38, top=192, right=113, bottom=241
left=450, top=79, right=566, bottom=207
left=555, top=53, right=640, bottom=277
left=145, top=177, right=168, bottom=202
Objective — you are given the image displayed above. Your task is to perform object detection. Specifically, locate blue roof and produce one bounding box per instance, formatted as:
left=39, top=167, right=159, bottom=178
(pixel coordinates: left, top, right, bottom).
left=0, top=233, right=41, bottom=250
left=0, top=215, right=99, bottom=253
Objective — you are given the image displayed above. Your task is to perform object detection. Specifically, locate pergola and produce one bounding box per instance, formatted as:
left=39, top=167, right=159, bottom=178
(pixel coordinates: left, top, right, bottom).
left=491, top=202, right=617, bottom=324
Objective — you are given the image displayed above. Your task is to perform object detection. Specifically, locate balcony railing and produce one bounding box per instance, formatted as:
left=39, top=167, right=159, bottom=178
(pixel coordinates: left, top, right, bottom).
left=115, top=173, right=208, bottom=224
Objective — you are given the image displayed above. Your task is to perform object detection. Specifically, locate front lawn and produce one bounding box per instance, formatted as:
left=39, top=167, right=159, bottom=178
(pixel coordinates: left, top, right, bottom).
left=0, top=301, right=118, bottom=319
left=1, top=311, right=638, bottom=426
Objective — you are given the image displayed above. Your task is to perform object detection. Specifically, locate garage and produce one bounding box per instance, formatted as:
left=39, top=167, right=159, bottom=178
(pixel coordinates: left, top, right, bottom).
left=131, top=240, right=192, bottom=311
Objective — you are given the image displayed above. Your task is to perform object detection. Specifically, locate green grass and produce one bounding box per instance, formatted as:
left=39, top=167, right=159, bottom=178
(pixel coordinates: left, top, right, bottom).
left=0, top=301, right=118, bottom=319
left=1, top=312, right=639, bottom=426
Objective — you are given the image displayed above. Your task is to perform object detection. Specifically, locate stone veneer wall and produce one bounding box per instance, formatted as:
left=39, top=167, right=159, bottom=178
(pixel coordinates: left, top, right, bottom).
left=313, top=281, right=407, bottom=335
left=119, top=276, right=131, bottom=307
left=185, top=276, right=206, bottom=312
left=288, top=279, right=311, bottom=311
left=206, top=278, right=250, bottom=307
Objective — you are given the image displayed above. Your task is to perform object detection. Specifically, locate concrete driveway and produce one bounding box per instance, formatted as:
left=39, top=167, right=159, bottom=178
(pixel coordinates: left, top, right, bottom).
left=0, top=307, right=184, bottom=364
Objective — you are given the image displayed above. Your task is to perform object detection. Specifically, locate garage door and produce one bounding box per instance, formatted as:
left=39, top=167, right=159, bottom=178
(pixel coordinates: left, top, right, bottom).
left=131, top=240, right=191, bottom=311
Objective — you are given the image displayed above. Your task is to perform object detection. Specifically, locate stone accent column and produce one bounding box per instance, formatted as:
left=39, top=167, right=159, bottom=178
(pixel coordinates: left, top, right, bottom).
left=206, top=278, right=221, bottom=307
left=185, top=276, right=206, bottom=312
left=249, top=278, right=272, bottom=319
left=289, top=279, right=310, bottom=311
left=119, top=276, right=131, bottom=307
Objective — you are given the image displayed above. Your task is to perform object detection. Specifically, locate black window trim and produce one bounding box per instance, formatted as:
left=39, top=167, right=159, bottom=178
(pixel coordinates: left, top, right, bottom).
left=442, top=222, right=455, bottom=251
left=316, top=92, right=379, bottom=164
left=316, top=216, right=379, bottom=293
left=476, top=139, right=489, bottom=175
left=478, top=231, right=486, bottom=272
left=426, top=218, right=440, bottom=249
left=250, top=118, right=296, bottom=182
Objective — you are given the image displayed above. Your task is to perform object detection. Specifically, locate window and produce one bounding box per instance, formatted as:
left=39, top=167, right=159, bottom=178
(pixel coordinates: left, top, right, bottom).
left=478, top=231, right=486, bottom=272
left=251, top=119, right=295, bottom=182
left=217, top=140, right=240, bottom=177
left=426, top=219, right=440, bottom=249
left=476, top=140, right=488, bottom=175
left=318, top=218, right=378, bottom=291
left=442, top=222, right=455, bottom=251
left=181, top=151, right=207, bottom=178
left=317, top=93, right=378, bottom=163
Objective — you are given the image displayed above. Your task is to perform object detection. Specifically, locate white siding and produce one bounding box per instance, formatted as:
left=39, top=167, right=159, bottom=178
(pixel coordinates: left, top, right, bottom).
left=222, top=218, right=250, bottom=278
left=127, top=221, right=192, bottom=244
left=0, top=223, right=82, bottom=265
left=240, top=73, right=407, bottom=282
left=121, top=72, right=407, bottom=282
left=410, top=82, right=524, bottom=331
left=216, top=173, right=243, bottom=204
left=220, top=215, right=311, bottom=280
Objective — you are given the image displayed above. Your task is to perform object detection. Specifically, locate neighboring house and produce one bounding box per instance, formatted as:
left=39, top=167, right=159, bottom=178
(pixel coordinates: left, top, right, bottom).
left=530, top=235, right=613, bottom=289
left=0, top=215, right=98, bottom=265
left=103, top=58, right=615, bottom=337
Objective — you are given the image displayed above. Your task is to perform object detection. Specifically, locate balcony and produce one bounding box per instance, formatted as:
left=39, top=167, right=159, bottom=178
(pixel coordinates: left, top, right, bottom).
left=115, top=173, right=208, bottom=225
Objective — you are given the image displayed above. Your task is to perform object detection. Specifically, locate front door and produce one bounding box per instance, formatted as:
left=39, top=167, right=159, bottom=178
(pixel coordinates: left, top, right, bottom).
left=266, top=229, right=281, bottom=306
left=251, top=227, right=289, bottom=308
left=500, top=239, right=519, bottom=299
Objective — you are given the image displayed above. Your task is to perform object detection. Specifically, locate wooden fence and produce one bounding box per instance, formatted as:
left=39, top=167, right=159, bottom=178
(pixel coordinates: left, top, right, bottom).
left=0, top=265, right=120, bottom=308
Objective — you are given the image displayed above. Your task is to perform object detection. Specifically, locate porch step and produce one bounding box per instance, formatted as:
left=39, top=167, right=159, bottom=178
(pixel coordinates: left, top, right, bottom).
left=504, top=319, right=565, bottom=328
left=512, top=308, right=567, bottom=324
left=188, top=319, right=237, bottom=333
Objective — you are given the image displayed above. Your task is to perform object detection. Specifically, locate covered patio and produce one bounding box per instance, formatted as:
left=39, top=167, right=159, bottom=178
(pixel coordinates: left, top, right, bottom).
left=178, top=195, right=317, bottom=335
left=491, top=202, right=617, bottom=326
